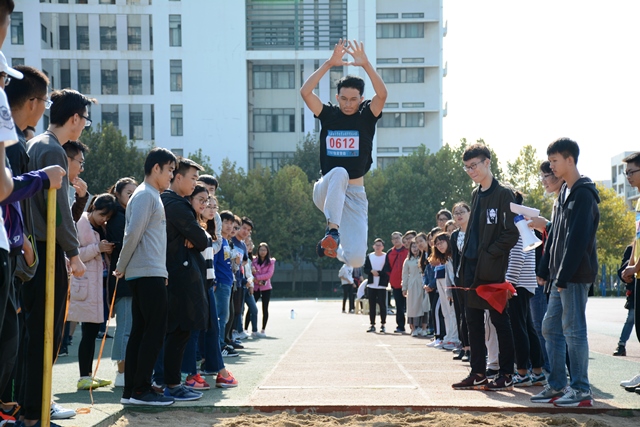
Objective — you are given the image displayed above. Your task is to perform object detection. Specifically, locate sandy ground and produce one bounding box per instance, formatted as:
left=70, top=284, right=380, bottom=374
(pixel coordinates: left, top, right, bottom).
left=111, top=410, right=640, bottom=427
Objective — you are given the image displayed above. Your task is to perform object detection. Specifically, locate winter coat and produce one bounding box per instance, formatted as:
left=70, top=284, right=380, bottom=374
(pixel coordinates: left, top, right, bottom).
left=68, top=213, right=106, bottom=324
left=161, top=189, right=210, bottom=332
left=460, top=178, right=519, bottom=310
left=253, top=257, right=276, bottom=291
left=402, top=257, right=427, bottom=318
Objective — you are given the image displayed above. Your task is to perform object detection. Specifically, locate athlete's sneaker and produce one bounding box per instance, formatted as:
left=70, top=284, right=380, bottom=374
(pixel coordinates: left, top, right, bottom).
left=486, top=375, right=514, bottom=391
left=130, top=391, right=174, bottom=406
left=530, top=372, right=548, bottom=386
left=185, top=373, right=210, bottom=390
left=366, top=325, right=376, bottom=333
left=164, top=384, right=203, bottom=401
left=319, top=228, right=340, bottom=258
left=221, top=345, right=239, bottom=358
left=620, top=373, right=640, bottom=388
left=452, top=373, right=488, bottom=390
left=216, top=370, right=239, bottom=388
left=50, top=402, right=76, bottom=420
left=513, top=373, right=533, bottom=387
left=553, top=388, right=593, bottom=407
left=530, top=385, right=568, bottom=403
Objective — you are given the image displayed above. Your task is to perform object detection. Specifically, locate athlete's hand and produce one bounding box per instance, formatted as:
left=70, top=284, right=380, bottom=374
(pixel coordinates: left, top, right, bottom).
left=328, top=39, right=349, bottom=67
left=345, top=39, right=369, bottom=67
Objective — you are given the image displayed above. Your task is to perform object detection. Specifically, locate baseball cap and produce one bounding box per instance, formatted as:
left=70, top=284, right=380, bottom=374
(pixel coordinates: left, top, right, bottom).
left=0, top=52, right=24, bottom=80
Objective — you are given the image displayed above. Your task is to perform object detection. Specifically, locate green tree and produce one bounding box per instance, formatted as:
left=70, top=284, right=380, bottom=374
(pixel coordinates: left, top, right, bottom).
left=596, top=183, right=635, bottom=267
left=507, top=145, right=543, bottom=195
left=81, top=123, right=147, bottom=194
left=188, top=148, right=215, bottom=175
left=285, top=133, right=321, bottom=183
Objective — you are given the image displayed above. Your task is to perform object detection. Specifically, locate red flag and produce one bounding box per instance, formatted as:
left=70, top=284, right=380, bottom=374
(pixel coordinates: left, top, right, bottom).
left=475, top=282, right=517, bottom=313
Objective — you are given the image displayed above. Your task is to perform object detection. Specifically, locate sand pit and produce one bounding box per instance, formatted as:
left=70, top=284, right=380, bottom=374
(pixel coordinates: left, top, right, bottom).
left=110, top=410, right=639, bottom=427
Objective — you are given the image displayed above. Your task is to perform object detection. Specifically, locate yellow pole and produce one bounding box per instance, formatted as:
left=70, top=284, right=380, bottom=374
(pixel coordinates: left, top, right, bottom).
left=41, top=188, right=56, bottom=426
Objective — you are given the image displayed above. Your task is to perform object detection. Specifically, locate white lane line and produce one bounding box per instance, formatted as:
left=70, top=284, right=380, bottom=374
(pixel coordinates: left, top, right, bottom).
left=380, top=337, right=435, bottom=405
left=247, top=310, right=321, bottom=402
left=258, top=385, right=416, bottom=390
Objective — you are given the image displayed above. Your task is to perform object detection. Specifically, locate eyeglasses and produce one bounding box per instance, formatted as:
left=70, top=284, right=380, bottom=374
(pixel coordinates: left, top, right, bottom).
left=80, top=114, right=92, bottom=127
left=30, top=96, right=53, bottom=109
left=193, top=196, right=208, bottom=204
left=539, top=173, right=555, bottom=182
left=453, top=210, right=468, bottom=216
left=463, top=160, right=484, bottom=172
left=68, top=157, right=85, bottom=168
left=626, top=169, right=640, bottom=178
left=1, top=73, right=11, bottom=86
left=233, top=226, right=240, bottom=231
left=437, top=216, right=449, bottom=222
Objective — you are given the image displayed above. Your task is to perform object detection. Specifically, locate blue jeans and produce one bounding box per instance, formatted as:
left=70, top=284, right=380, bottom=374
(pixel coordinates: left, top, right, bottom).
left=619, top=308, right=635, bottom=345
left=181, top=330, right=200, bottom=375
left=542, top=282, right=590, bottom=393
left=111, top=296, right=133, bottom=362
left=214, top=284, right=232, bottom=347
left=241, top=287, right=258, bottom=333
left=204, top=286, right=225, bottom=372
left=529, top=285, right=550, bottom=371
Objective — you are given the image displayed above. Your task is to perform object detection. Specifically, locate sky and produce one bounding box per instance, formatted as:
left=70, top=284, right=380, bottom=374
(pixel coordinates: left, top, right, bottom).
left=442, top=0, right=640, bottom=182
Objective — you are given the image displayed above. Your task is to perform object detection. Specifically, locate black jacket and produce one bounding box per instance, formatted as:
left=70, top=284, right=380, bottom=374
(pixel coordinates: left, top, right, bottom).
left=161, top=189, right=210, bottom=332
left=538, top=177, right=600, bottom=288
left=106, top=204, right=131, bottom=301
left=460, top=178, right=519, bottom=310
left=363, top=252, right=390, bottom=288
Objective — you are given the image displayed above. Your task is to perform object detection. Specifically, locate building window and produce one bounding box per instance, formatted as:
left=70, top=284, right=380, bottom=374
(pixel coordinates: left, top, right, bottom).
left=376, top=23, right=424, bottom=38
left=101, top=60, right=118, bottom=95
left=329, top=66, right=344, bottom=95
left=377, top=58, right=399, bottom=64
left=100, top=15, right=117, bottom=50
left=76, top=0, right=88, bottom=3
left=171, top=148, right=184, bottom=157
left=128, top=60, right=143, bottom=95
left=402, top=57, right=424, bottom=63
left=377, top=147, right=399, bottom=153
left=149, top=60, right=154, bottom=94
left=99, top=0, right=116, bottom=4
left=376, top=13, right=398, bottom=19
left=169, top=15, right=181, bottom=46
left=77, top=59, right=91, bottom=94
left=383, top=102, right=399, bottom=109
left=129, top=105, right=143, bottom=140
left=402, top=102, right=425, bottom=108
left=377, top=157, right=398, bottom=170
left=253, top=65, right=294, bottom=89
left=379, top=112, right=425, bottom=128
left=60, top=61, right=71, bottom=89
left=251, top=151, right=294, bottom=171
left=59, top=25, right=70, bottom=50
left=378, top=68, right=424, bottom=83
left=76, top=14, right=89, bottom=50
left=41, top=24, right=47, bottom=43
left=12, top=58, right=24, bottom=66
left=10, top=12, right=23, bottom=45
left=402, top=13, right=424, bottom=19
left=127, top=15, right=142, bottom=50
left=403, top=147, right=419, bottom=153
left=102, top=104, right=119, bottom=127
left=171, top=105, right=183, bottom=136
left=253, top=108, right=295, bottom=132
left=170, top=60, right=182, bottom=91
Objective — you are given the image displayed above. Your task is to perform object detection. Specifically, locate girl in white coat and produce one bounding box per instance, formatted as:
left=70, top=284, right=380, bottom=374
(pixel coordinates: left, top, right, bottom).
left=402, top=240, right=429, bottom=336
left=67, top=194, right=118, bottom=390
left=429, top=232, right=459, bottom=350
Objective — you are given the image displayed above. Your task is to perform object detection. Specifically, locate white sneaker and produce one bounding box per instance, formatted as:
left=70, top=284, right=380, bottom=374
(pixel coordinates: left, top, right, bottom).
left=237, top=330, right=249, bottom=340
left=252, top=331, right=267, bottom=338
left=231, top=331, right=240, bottom=341
left=426, top=339, right=442, bottom=347
left=620, top=373, right=640, bottom=388
left=418, top=329, right=429, bottom=337
left=411, top=328, right=421, bottom=337
left=115, top=371, right=125, bottom=387
left=51, top=402, right=76, bottom=419
left=442, top=341, right=458, bottom=350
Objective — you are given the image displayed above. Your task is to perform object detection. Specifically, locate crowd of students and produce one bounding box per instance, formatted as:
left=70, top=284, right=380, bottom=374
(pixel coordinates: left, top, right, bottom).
left=0, top=3, right=279, bottom=424
left=354, top=142, right=640, bottom=408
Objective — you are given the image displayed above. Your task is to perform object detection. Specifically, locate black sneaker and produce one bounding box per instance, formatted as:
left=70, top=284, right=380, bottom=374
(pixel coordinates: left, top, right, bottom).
left=221, top=345, right=239, bottom=358
left=461, top=350, right=470, bottom=362
left=380, top=325, right=386, bottom=333
left=486, top=375, right=514, bottom=391
left=452, top=373, right=488, bottom=390
left=394, top=328, right=406, bottom=333
left=485, top=369, right=499, bottom=380
left=229, top=341, right=244, bottom=350
left=129, top=391, right=175, bottom=406
left=366, top=325, right=376, bottom=333
left=452, top=349, right=465, bottom=360
left=613, top=345, right=626, bottom=356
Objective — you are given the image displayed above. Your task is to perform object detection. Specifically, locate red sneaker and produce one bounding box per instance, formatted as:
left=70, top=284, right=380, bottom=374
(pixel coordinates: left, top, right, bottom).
left=185, top=373, right=210, bottom=390
left=216, top=371, right=239, bottom=388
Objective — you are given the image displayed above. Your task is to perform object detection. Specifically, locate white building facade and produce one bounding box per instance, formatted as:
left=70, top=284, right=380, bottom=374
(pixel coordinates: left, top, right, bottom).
left=5, top=0, right=444, bottom=172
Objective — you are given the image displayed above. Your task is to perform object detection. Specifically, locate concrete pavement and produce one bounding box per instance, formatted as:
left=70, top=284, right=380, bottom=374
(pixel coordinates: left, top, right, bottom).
left=39, top=296, right=640, bottom=426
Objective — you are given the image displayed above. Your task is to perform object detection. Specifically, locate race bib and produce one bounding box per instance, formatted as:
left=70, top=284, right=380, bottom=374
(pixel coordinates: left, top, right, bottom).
left=326, top=130, right=359, bottom=157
